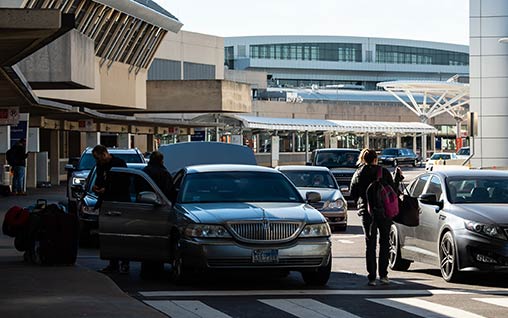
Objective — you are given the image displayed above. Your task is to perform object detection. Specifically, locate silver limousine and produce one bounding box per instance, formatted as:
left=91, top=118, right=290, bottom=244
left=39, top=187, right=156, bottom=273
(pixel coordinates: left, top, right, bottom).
left=99, top=164, right=332, bottom=285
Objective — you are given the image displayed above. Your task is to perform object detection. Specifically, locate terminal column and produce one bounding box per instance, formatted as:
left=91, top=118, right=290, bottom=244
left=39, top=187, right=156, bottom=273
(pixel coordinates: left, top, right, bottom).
left=118, top=133, right=131, bottom=148
left=86, top=132, right=100, bottom=147
left=0, top=125, right=9, bottom=153
left=49, top=130, right=60, bottom=186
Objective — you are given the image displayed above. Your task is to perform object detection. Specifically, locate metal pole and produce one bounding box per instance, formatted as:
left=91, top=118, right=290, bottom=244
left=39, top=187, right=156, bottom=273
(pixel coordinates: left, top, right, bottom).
left=305, top=130, right=309, bottom=163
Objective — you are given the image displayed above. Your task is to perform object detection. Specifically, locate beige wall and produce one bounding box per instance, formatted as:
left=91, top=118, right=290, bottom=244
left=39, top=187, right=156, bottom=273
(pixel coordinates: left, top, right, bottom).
left=225, top=69, right=267, bottom=89
left=155, top=30, right=224, bottom=80
left=34, top=58, right=148, bottom=109
left=252, top=100, right=455, bottom=126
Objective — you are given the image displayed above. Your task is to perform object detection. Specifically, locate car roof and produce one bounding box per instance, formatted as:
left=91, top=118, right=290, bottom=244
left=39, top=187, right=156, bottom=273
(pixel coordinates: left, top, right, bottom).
left=432, top=169, right=508, bottom=178
left=431, top=152, right=454, bottom=156
left=84, top=147, right=141, bottom=154
left=314, top=148, right=360, bottom=152
left=276, top=165, right=330, bottom=172
left=185, top=164, right=278, bottom=174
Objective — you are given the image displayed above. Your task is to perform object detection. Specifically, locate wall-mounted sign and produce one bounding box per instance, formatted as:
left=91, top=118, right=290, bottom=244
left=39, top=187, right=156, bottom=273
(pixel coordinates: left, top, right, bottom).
left=78, top=119, right=94, bottom=131
left=0, top=107, right=20, bottom=125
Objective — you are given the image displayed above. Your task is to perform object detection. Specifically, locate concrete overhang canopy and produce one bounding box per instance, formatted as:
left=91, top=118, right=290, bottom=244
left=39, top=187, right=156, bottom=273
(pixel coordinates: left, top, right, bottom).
left=146, top=80, right=252, bottom=113
left=377, top=80, right=469, bottom=93
left=94, top=0, right=182, bottom=32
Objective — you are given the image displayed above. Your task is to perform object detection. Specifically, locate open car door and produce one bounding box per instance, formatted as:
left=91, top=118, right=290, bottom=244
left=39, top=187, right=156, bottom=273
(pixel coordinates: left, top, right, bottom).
left=99, top=168, right=173, bottom=262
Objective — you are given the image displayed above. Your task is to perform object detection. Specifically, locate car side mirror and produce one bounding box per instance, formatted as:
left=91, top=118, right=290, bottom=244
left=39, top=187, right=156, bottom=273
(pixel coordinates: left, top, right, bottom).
left=419, top=193, right=443, bottom=210
left=71, top=184, right=84, bottom=195
left=306, top=191, right=321, bottom=203
left=137, top=191, right=161, bottom=205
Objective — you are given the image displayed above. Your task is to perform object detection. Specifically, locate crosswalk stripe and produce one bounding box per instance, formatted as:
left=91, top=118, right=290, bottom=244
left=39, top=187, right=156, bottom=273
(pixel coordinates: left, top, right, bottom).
left=259, top=299, right=361, bottom=318
left=472, top=298, right=508, bottom=308
left=367, top=298, right=486, bottom=318
left=139, top=289, right=479, bottom=298
left=336, top=240, right=354, bottom=244
left=144, top=300, right=232, bottom=318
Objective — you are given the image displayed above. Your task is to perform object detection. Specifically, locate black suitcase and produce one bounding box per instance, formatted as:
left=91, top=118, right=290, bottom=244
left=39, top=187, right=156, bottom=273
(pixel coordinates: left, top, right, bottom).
left=0, top=184, right=11, bottom=196
left=26, top=204, right=79, bottom=265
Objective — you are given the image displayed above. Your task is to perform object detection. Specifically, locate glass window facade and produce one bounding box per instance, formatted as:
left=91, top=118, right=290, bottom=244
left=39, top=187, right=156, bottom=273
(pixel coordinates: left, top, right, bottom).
left=224, top=46, right=234, bottom=69
left=250, top=43, right=362, bottom=62
left=376, top=45, right=469, bottom=66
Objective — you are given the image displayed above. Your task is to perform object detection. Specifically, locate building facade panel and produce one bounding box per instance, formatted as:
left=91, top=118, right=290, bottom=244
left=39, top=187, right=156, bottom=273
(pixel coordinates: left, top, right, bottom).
left=479, top=16, right=508, bottom=37
left=480, top=0, right=508, bottom=16
left=479, top=116, right=508, bottom=137
left=470, top=97, right=508, bottom=116
left=148, top=58, right=181, bottom=80
left=183, top=62, right=216, bottom=80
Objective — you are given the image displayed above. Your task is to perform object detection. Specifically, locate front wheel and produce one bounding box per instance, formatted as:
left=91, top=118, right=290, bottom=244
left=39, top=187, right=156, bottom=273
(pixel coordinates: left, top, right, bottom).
left=170, top=241, right=190, bottom=283
left=439, top=232, right=462, bottom=282
left=301, top=254, right=331, bottom=286
left=388, top=225, right=411, bottom=271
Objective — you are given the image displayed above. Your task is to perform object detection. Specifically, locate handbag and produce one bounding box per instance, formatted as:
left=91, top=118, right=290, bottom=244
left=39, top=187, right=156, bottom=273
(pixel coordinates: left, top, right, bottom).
left=393, top=184, right=420, bottom=227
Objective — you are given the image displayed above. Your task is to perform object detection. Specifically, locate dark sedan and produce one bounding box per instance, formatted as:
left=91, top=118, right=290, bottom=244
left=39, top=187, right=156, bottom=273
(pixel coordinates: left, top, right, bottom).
left=378, top=148, right=419, bottom=167
left=389, top=169, right=508, bottom=282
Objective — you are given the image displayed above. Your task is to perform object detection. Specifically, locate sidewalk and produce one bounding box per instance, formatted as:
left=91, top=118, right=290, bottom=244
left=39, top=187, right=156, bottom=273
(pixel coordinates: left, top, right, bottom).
left=0, top=185, right=165, bottom=318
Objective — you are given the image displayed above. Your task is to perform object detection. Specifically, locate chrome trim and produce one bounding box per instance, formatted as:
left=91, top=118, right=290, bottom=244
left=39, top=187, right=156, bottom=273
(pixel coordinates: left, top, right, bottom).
left=100, top=233, right=168, bottom=239
left=227, top=221, right=303, bottom=243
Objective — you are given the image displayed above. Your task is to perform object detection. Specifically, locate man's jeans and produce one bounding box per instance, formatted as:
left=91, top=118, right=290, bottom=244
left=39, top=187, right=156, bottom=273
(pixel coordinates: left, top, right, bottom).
left=12, top=166, right=25, bottom=193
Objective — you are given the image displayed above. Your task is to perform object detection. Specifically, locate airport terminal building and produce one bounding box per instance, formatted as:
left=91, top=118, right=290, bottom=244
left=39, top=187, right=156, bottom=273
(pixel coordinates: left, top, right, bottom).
left=224, top=36, right=469, bottom=90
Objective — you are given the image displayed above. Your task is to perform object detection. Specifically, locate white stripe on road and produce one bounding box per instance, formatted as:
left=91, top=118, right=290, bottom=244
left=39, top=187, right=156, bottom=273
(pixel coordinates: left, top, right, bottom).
left=260, top=299, right=362, bottom=318
left=472, top=298, right=508, bottom=308
left=368, top=298, right=486, bottom=318
left=139, top=289, right=479, bottom=298
left=336, top=240, right=355, bottom=244
left=144, top=300, right=232, bottom=318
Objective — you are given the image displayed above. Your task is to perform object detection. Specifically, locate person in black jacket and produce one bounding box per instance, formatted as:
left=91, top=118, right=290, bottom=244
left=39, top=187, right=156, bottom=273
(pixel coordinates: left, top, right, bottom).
left=142, top=151, right=175, bottom=202
left=6, top=138, right=29, bottom=195
left=92, top=145, right=130, bottom=274
left=350, top=149, right=396, bottom=286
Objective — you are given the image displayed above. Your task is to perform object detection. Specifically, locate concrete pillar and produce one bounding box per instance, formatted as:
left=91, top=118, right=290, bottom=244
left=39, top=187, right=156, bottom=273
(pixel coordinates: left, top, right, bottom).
left=421, top=134, right=428, bottom=161
left=0, top=125, right=10, bottom=153
left=396, top=133, right=401, bottom=148
left=291, top=132, right=296, bottom=152
left=86, top=132, right=100, bottom=147
left=324, top=133, right=330, bottom=148
left=49, top=130, right=60, bottom=186
left=330, top=136, right=338, bottom=148
left=118, top=133, right=131, bottom=148
left=413, top=134, right=417, bottom=155
left=305, top=131, right=309, bottom=163
left=470, top=0, right=508, bottom=167
left=364, top=133, right=370, bottom=149
left=26, top=152, right=37, bottom=188
left=431, top=133, right=436, bottom=153
left=147, top=134, right=154, bottom=151
left=270, top=135, right=280, bottom=167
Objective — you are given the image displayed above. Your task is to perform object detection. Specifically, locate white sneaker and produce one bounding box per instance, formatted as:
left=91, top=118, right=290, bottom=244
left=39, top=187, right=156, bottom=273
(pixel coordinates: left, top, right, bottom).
left=379, top=276, right=390, bottom=285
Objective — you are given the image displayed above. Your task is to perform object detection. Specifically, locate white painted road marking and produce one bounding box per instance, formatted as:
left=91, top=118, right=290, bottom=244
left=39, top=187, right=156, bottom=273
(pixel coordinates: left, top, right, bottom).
left=336, top=239, right=355, bottom=244
left=260, top=298, right=362, bottom=318
left=472, top=298, right=508, bottom=308
left=368, top=298, right=486, bottom=318
left=144, top=300, right=232, bottom=318
left=139, top=289, right=484, bottom=298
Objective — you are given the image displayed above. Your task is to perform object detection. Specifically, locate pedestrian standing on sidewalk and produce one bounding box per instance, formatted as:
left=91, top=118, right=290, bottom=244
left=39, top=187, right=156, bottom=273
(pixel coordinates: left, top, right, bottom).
left=350, top=149, right=396, bottom=286
left=91, top=145, right=131, bottom=274
left=6, top=138, right=28, bottom=195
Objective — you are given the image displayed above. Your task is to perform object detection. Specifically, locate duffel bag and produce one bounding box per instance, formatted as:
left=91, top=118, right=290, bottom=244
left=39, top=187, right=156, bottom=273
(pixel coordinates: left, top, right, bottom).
left=2, top=206, right=30, bottom=237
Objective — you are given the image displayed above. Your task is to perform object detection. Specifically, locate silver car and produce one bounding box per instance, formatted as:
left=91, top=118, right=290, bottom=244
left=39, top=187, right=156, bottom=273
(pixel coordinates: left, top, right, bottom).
left=277, top=166, right=348, bottom=231
left=99, top=164, right=332, bottom=285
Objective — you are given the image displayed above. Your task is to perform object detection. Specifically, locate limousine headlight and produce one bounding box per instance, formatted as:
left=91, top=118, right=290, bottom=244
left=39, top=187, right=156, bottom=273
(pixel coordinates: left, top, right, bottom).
left=299, top=223, right=331, bottom=237
left=184, top=224, right=232, bottom=238
left=464, top=220, right=506, bottom=240
left=72, top=177, right=86, bottom=185
left=322, top=199, right=345, bottom=210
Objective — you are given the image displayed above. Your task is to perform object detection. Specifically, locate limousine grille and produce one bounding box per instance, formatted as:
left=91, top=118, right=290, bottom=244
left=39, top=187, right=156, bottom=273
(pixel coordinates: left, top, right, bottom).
left=228, top=221, right=302, bottom=242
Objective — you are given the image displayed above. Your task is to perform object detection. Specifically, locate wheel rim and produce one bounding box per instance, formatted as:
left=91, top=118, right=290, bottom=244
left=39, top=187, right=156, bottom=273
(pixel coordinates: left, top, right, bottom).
left=388, top=227, right=398, bottom=266
left=440, top=234, right=455, bottom=280
left=172, top=255, right=182, bottom=279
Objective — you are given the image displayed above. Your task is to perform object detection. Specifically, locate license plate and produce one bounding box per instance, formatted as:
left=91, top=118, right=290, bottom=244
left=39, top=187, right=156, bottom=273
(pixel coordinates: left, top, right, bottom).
left=252, top=249, right=279, bottom=263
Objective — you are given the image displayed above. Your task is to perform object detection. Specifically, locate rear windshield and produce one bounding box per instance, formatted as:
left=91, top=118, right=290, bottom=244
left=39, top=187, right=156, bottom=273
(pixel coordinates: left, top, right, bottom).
left=457, top=148, right=470, bottom=156
left=180, top=171, right=304, bottom=203
left=315, top=151, right=359, bottom=168
left=430, top=154, right=451, bottom=160
left=382, top=149, right=398, bottom=156
left=282, top=170, right=337, bottom=189
left=77, top=153, right=144, bottom=170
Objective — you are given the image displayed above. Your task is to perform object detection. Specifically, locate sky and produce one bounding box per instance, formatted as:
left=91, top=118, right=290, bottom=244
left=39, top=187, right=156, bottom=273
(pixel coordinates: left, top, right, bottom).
left=155, top=0, right=469, bottom=45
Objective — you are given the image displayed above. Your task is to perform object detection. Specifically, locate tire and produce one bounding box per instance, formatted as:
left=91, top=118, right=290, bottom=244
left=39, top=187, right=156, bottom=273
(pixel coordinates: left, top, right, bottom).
left=439, top=232, right=462, bottom=282
left=393, top=159, right=398, bottom=167
left=388, top=224, right=412, bottom=271
left=170, top=240, right=190, bottom=283
left=301, top=254, right=331, bottom=286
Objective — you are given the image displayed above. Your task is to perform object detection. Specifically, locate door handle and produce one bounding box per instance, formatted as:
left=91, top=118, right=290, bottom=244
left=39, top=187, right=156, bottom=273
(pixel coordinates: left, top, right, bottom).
left=106, top=211, right=122, bottom=216
left=439, top=215, right=446, bottom=220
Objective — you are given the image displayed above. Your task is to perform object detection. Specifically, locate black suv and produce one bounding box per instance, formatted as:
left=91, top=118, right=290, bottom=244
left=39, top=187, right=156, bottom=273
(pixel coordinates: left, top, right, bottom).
left=65, top=147, right=145, bottom=213
left=307, top=148, right=360, bottom=200
left=378, top=148, right=419, bottom=167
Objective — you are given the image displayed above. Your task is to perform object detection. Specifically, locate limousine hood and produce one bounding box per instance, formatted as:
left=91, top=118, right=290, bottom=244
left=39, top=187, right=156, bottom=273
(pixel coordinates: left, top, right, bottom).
left=180, top=202, right=326, bottom=224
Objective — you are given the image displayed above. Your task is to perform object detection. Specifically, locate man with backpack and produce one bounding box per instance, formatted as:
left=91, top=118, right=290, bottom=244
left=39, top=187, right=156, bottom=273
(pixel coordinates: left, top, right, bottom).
left=350, top=149, right=397, bottom=286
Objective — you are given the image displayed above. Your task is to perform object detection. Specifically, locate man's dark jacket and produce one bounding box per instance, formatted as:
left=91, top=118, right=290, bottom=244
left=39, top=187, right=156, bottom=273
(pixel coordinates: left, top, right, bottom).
left=6, top=143, right=28, bottom=167
left=350, top=164, right=396, bottom=214
left=95, top=155, right=129, bottom=203
left=142, top=162, right=174, bottom=201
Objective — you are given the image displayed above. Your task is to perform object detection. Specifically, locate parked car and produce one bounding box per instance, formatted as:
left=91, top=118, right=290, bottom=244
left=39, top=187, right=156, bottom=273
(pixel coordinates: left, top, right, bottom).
left=75, top=162, right=147, bottom=241
left=456, top=146, right=470, bottom=160
left=98, top=142, right=332, bottom=285
left=277, top=165, right=348, bottom=231
left=389, top=169, right=508, bottom=282
left=65, top=147, right=145, bottom=213
left=425, top=152, right=458, bottom=171
left=378, top=148, right=419, bottom=167
left=307, top=148, right=360, bottom=200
